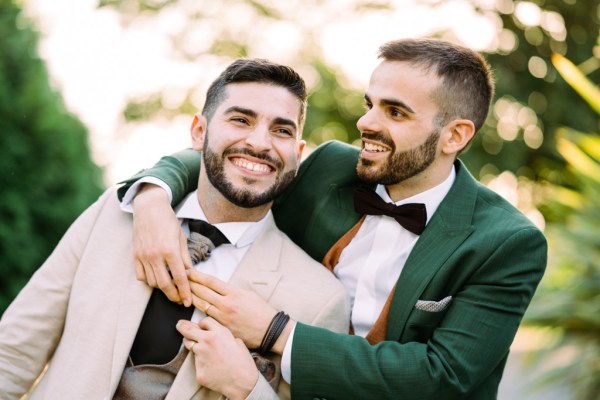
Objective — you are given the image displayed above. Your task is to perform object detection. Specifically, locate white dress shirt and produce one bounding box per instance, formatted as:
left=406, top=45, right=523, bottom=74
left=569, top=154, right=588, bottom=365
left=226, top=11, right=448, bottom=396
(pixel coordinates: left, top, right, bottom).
left=335, top=169, right=456, bottom=336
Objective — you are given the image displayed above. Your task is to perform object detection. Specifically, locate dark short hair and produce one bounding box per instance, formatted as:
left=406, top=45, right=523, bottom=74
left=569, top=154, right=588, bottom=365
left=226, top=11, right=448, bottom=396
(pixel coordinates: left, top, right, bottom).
left=202, top=58, right=307, bottom=132
left=378, top=38, right=494, bottom=133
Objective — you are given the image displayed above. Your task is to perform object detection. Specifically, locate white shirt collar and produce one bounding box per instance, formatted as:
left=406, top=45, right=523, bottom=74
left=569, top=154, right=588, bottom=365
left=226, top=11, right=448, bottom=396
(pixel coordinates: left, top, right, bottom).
left=375, top=166, right=456, bottom=224
left=174, top=190, right=270, bottom=248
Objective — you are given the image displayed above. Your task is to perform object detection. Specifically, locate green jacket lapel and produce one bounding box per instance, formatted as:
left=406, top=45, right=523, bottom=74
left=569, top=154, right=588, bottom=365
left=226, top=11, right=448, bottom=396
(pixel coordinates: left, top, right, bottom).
left=386, top=160, right=477, bottom=340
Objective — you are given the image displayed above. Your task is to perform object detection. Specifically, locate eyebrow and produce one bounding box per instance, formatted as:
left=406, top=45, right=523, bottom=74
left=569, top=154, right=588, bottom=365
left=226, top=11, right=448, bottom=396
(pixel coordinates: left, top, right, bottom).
left=224, top=106, right=298, bottom=132
left=364, top=94, right=415, bottom=115
left=224, top=106, right=257, bottom=118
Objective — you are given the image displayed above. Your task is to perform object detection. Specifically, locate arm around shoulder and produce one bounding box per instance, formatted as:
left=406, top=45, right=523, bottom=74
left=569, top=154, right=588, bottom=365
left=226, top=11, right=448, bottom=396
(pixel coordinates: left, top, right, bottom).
left=117, top=148, right=201, bottom=206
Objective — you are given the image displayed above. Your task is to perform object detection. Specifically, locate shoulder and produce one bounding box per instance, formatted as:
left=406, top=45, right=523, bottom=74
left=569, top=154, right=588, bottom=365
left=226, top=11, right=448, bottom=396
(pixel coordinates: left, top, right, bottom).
left=300, top=140, right=360, bottom=172
left=455, top=161, right=542, bottom=232
left=276, top=140, right=362, bottom=206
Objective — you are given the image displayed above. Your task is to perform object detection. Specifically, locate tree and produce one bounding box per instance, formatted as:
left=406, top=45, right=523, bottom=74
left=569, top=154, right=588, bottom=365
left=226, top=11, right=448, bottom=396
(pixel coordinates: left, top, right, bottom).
left=0, top=0, right=104, bottom=313
left=470, top=0, right=600, bottom=182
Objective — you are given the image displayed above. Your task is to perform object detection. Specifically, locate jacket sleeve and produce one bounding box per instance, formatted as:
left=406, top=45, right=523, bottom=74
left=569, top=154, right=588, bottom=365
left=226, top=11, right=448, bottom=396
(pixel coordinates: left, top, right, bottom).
left=116, top=148, right=201, bottom=206
left=245, top=375, right=280, bottom=400
left=290, top=227, right=547, bottom=399
left=0, top=189, right=113, bottom=399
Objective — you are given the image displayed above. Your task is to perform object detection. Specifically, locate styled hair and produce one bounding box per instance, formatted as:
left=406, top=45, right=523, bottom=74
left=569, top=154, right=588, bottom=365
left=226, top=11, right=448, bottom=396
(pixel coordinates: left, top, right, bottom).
left=378, top=38, right=494, bottom=133
left=202, top=58, right=308, bottom=132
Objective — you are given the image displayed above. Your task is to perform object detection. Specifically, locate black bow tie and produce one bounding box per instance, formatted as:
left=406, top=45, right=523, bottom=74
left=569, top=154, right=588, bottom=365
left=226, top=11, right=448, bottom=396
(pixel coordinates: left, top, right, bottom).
left=354, top=187, right=427, bottom=235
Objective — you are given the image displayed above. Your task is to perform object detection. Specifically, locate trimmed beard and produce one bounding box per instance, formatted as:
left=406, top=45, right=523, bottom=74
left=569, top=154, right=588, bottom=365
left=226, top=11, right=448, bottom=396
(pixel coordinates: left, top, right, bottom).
left=203, top=135, right=297, bottom=208
left=357, top=129, right=440, bottom=185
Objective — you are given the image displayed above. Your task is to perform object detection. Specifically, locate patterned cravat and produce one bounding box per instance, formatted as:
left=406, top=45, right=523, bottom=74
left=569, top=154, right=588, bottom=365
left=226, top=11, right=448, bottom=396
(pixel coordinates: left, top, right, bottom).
left=130, top=220, right=229, bottom=365
left=354, top=187, right=427, bottom=235
left=187, top=219, right=230, bottom=263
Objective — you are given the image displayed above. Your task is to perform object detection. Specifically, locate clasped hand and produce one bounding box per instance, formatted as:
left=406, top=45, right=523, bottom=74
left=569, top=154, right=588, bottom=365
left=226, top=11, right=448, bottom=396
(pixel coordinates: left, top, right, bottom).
left=186, top=269, right=278, bottom=349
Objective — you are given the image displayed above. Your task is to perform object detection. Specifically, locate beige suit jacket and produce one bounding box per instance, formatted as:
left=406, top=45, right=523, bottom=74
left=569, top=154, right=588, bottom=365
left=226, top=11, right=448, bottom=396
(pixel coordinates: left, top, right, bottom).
left=0, top=187, right=350, bottom=400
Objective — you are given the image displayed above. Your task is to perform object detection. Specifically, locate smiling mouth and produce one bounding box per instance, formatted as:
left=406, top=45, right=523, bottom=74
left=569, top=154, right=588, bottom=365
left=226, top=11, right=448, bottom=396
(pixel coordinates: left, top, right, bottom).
left=231, top=157, right=274, bottom=173
left=363, top=141, right=390, bottom=153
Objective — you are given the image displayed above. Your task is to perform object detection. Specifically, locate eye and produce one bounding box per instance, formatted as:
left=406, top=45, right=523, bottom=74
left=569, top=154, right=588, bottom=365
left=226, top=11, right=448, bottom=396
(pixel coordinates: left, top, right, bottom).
left=230, top=116, right=249, bottom=125
left=274, top=127, right=294, bottom=137
left=389, top=108, right=407, bottom=118
left=364, top=101, right=373, bottom=110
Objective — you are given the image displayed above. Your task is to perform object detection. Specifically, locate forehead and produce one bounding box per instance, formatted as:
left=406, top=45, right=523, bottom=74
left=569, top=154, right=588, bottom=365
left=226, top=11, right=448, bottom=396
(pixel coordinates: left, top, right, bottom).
left=216, top=82, right=302, bottom=123
left=367, top=61, right=440, bottom=109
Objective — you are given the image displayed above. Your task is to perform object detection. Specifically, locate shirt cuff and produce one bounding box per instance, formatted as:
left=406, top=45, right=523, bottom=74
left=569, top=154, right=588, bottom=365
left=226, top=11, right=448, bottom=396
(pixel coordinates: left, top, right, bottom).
left=280, top=323, right=296, bottom=384
left=119, top=177, right=173, bottom=213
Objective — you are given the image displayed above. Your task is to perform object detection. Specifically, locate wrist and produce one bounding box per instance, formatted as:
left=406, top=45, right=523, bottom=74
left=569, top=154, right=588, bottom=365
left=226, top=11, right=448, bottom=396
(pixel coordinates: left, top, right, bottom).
left=132, top=184, right=170, bottom=209
left=271, top=320, right=295, bottom=355
left=223, top=368, right=259, bottom=400
left=257, top=311, right=290, bottom=355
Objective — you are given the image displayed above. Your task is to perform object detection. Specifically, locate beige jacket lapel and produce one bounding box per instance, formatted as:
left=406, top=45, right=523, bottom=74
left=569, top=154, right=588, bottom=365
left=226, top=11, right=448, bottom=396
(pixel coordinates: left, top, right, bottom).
left=229, top=214, right=283, bottom=299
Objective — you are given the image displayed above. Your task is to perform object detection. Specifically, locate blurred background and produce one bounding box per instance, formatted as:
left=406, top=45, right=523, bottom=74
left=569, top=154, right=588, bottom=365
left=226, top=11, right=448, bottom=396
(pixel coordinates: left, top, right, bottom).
left=1, top=0, right=598, bottom=398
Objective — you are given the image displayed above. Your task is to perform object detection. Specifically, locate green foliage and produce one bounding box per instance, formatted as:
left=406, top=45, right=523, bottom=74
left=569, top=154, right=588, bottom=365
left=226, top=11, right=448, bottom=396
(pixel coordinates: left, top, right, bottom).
left=303, top=62, right=364, bottom=147
left=470, top=0, right=600, bottom=181
left=0, top=0, right=104, bottom=314
left=524, top=52, right=600, bottom=399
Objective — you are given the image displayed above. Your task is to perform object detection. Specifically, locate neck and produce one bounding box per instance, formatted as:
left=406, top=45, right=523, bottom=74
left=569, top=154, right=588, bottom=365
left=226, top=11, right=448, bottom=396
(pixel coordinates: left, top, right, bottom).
left=385, top=159, right=454, bottom=202
left=196, top=177, right=272, bottom=224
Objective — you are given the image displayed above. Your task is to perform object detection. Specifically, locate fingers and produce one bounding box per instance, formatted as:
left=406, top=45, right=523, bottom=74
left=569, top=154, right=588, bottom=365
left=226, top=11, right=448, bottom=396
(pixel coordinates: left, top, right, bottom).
left=131, top=183, right=185, bottom=303
left=198, top=316, right=224, bottom=331
left=182, top=337, right=197, bottom=353
left=187, top=270, right=230, bottom=295
left=177, top=318, right=225, bottom=344
left=152, top=258, right=181, bottom=303
left=187, top=270, right=232, bottom=319
left=190, top=281, right=223, bottom=309
left=134, top=258, right=150, bottom=284
left=172, top=230, right=193, bottom=307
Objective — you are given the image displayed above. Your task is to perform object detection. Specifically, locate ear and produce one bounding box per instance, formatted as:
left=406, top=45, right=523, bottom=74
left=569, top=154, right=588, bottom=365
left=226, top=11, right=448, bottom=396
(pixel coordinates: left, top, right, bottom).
left=190, top=114, right=208, bottom=151
left=440, top=119, right=475, bottom=155
left=296, top=139, right=306, bottom=164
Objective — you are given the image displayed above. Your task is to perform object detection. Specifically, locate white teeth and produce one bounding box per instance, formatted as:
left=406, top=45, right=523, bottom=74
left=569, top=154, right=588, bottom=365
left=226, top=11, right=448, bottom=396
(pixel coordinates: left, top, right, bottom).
left=233, top=158, right=271, bottom=173
left=364, top=142, right=388, bottom=152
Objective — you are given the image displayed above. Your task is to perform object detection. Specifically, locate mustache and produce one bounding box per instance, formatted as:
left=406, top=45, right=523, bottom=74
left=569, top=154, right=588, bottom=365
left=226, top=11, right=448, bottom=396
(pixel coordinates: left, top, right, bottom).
left=222, top=147, right=283, bottom=170
left=361, top=132, right=395, bottom=149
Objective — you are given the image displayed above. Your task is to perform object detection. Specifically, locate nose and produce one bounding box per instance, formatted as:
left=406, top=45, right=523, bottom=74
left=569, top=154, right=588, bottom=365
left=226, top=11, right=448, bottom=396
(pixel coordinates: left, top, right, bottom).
left=356, top=107, right=381, bottom=134
left=245, top=123, right=272, bottom=152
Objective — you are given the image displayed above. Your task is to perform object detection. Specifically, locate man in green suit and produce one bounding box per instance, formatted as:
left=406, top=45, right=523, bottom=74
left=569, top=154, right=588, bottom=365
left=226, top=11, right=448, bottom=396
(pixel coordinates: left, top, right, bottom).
left=118, top=38, right=547, bottom=399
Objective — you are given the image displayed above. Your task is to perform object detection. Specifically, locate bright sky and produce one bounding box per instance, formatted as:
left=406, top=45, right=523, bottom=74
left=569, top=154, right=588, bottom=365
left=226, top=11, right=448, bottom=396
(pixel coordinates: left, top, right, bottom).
left=23, top=0, right=505, bottom=185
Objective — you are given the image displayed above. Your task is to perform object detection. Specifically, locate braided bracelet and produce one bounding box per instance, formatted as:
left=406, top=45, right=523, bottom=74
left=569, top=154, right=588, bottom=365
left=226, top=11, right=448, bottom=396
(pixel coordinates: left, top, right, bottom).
left=258, top=311, right=290, bottom=355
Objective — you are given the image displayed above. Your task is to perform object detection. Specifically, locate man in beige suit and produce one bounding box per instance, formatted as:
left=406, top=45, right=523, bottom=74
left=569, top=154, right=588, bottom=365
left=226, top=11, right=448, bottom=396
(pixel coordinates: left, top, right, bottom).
left=0, top=59, right=349, bottom=400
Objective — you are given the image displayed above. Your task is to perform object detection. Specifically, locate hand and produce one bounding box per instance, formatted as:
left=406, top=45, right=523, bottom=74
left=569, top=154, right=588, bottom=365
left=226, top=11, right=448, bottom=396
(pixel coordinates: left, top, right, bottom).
left=132, top=184, right=193, bottom=306
left=187, top=269, right=278, bottom=349
left=177, top=318, right=258, bottom=400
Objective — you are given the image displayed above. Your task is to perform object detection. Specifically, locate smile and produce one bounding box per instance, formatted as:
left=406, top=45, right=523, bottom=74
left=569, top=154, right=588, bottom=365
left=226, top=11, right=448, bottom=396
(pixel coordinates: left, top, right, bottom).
left=231, top=157, right=274, bottom=173
left=363, top=142, right=390, bottom=152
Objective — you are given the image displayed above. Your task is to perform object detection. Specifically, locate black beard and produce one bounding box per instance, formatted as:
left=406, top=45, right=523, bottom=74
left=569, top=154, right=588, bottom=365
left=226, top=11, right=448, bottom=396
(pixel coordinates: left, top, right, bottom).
left=357, top=129, right=440, bottom=185
left=203, top=138, right=296, bottom=208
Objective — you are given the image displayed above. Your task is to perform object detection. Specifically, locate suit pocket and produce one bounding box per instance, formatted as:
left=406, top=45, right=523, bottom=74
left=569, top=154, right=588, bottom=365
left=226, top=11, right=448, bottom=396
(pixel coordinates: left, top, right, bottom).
left=405, top=302, right=452, bottom=343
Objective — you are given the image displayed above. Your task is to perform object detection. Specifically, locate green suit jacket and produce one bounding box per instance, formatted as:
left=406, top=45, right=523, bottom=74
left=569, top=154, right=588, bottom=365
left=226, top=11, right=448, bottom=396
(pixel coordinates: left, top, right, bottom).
left=118, top=140, right=547, bottom=399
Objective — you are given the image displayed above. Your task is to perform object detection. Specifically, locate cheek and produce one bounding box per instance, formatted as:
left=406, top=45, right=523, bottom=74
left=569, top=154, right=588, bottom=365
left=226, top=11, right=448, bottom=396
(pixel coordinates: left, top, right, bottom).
left=276, top=143, right=301, bottom=169
left=391, top=124, right=427, bottom=148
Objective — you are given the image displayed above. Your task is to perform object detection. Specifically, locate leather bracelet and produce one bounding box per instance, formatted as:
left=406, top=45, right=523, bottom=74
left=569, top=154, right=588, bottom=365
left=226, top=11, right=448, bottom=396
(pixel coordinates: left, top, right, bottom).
left=258, top=311, right=290, bottom=355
